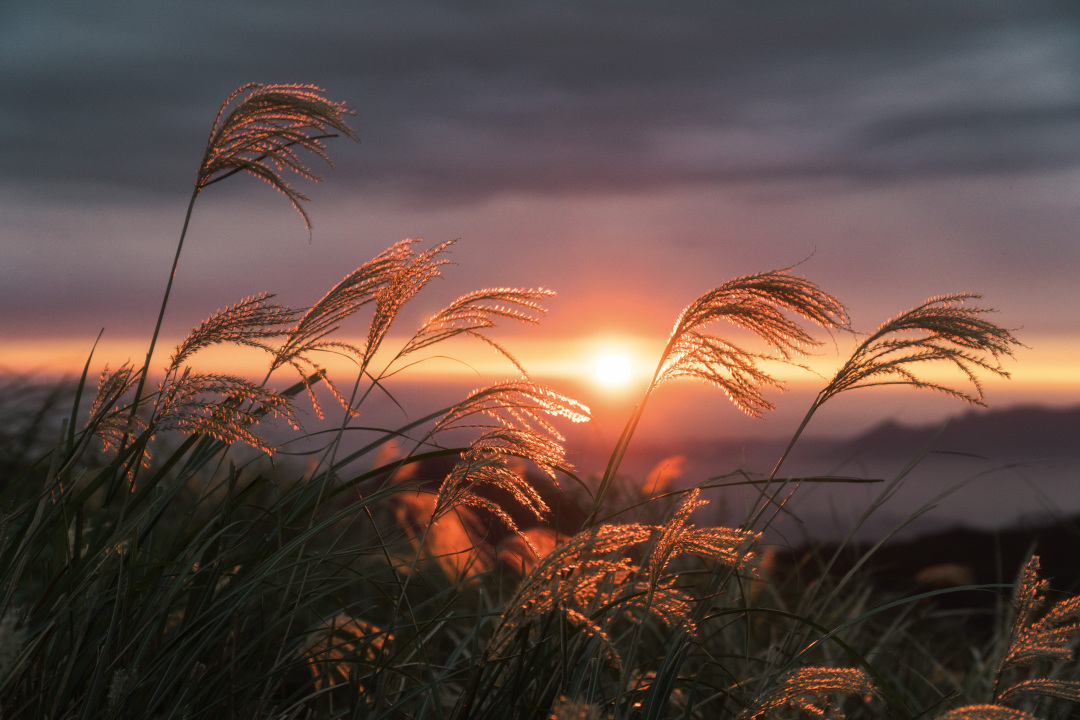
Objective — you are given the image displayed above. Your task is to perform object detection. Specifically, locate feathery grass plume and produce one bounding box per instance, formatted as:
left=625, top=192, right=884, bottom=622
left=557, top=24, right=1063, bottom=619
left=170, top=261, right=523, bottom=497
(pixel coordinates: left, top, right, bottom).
left=90, top=297, right=299, bottom=469
left=935, top=556, right=1080, bottom=720
left=656, top=269, right=848, bottom=417
left=995, top=556, right=1080, bottom=697
left=127, top=84, right=354, bottom=452
left=625, top=491, right=759, bottom=634
left=361, top=240, right=454, bottom=371
left=999, top=680, right=1080, bottom=706
left=168, top=293, right=297, bottom=371
left=618, top=489, right=761, bottom=691
left=271, top=240, right=417, bottom=368
left=437, top=456, right=548, bottom=550
left=87, top=362, right=143, bottom=452
left=1000, top=556, right=1080, bottom=670
left=814, top=293, right=1019, bottom=409
left=431, top=429, right=566, bottom=557
left=933, top=706, right=1040, bottom=720
left=433, top=380, right=591, bottom=439
left=763, top=293, right=1023, bottom=515
left=739, top=667, right=878, bottom=720
left=396, top=287, right=557, bottom=376
left=643, top=488, right=759, bottom=583
left=465, top=427, right=568, bottom=480
left=427, top=386, right=586, bottom=568
left=152, top=369, right=297, bottom=453
left=773, top=293, right=1020, bottom=474
left=270, top=239, right=438, bottom=417
left=490, top=523, right=652, bottom=657
left=197, top=82, right=356, bottom=228
left=594, top=269, right=846, bottom=520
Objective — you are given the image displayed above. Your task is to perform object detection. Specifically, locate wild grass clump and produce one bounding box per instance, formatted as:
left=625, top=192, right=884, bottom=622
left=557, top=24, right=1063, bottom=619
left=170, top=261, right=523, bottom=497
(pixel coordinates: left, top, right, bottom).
left=2, top=83, right=1072, bottom=720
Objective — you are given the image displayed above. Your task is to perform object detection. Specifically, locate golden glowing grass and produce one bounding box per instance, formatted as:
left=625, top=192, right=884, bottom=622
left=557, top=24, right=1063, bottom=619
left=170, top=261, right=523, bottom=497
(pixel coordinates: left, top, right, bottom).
left=6, top=82, right=1078, bottom=720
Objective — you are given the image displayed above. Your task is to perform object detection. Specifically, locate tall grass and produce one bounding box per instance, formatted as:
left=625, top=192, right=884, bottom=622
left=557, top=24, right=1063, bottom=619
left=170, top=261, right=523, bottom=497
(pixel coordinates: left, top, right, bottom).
left=1, top=84, right=1075, bottom=720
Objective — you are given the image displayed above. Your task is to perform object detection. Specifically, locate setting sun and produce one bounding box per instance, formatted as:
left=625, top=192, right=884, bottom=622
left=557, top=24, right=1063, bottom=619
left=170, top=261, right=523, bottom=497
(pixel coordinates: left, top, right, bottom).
left=594, top=353, right=633, bottom=385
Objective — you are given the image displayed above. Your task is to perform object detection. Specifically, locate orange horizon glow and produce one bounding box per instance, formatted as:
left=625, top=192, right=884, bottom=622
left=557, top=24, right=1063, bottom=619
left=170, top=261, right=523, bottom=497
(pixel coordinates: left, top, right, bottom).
left=3, top=331, right=1078, bottom=397
left=4, top=331, right=1078, bottom=448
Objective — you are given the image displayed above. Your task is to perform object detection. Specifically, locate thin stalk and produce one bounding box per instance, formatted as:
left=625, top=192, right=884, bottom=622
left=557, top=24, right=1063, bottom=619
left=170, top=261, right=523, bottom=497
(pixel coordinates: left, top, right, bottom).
left=591, top=310, right=737, bottom=527
left=746, top=394, right=825, bottom=533
left=586, top=354, right=667, bottom=527
left=124, top=133, right=338, bottom=446
left=769, top=395, right=821, bottom=482
left=125, top=187, right=200, bottom=434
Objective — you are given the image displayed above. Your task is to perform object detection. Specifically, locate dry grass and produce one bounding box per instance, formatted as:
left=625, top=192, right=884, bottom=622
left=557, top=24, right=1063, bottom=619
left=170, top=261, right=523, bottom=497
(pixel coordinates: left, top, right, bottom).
left=1, top=83, right=1073, bottom=720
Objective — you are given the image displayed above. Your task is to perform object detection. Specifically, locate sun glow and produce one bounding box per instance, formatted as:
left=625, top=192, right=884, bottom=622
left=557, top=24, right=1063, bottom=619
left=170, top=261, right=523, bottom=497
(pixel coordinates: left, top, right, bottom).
left=594, top=353, right=633, bottom=385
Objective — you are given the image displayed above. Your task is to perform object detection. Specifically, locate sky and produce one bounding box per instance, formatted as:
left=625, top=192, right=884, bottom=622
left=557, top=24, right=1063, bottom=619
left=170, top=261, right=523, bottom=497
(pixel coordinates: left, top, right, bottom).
left=2, top=0, right=1079, bottom=444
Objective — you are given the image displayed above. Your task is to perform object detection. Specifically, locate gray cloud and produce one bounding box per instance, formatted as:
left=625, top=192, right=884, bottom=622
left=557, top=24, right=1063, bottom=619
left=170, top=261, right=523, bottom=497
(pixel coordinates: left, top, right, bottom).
left=1, top=1, right=1079, bottom=204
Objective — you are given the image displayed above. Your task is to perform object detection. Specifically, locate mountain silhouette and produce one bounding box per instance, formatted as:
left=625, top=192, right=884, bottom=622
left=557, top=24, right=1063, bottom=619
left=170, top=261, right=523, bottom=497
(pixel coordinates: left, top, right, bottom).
left=568, top=403, right=1080, bottom=542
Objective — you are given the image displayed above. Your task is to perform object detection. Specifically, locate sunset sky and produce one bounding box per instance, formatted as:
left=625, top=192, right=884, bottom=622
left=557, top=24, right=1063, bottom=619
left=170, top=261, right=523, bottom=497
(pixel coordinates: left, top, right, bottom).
left=2, top=1, right=1079, bottom=443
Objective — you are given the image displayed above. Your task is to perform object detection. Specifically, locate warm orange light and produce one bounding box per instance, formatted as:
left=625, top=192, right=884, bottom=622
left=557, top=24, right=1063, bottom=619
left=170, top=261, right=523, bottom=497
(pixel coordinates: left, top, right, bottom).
left=594, top=353, right=632, bottom=385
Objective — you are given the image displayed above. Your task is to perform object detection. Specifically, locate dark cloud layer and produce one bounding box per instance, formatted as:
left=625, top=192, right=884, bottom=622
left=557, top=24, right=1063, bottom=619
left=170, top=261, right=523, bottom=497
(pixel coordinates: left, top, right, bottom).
left=4, top=0, right=1080, bottom=411
left=3, top=1, right=1079, bottom=204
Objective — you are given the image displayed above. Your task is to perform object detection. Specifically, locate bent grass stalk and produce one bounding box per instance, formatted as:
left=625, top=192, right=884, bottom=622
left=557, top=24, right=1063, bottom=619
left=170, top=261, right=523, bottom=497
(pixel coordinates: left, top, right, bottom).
left=125, top=84, right=356, bottom=455
left=5, top=82, right=1076, bottom=720
left=589, top=269, right=847, bottom=525
left=751, top=293, right=1023, bottom=534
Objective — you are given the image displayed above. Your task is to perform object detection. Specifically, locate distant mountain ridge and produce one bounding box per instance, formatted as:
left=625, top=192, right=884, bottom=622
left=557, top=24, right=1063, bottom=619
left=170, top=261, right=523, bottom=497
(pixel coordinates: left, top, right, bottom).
left=830, top=404, right=1080, bottom=461
left=572, top=404, right=1080, bottom=477
left=568, top=403, right=1080, bottom=542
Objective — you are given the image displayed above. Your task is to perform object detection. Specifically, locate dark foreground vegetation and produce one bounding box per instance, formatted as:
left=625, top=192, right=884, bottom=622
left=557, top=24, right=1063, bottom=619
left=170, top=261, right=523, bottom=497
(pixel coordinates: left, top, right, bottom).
left=2, top=84, right=1076, bottom=719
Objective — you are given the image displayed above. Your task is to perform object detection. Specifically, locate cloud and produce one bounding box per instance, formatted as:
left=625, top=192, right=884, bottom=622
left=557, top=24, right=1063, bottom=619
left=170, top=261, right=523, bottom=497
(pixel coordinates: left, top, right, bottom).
left=1, top=1, right=1079, bottom=205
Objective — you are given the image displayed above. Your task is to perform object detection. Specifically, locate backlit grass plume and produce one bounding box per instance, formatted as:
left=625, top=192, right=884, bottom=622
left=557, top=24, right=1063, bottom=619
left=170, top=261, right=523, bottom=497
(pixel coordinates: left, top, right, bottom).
left=593, top=269, right=848, bottom=519
left=150, top=370, right=298, bottom=453
left=91, top=291, right=299, bottom=461
left=477, top=492, right=758, bottom=689
left=998, top=557, right=1080, bottom=676
left=409, top=381, right=589, bottom=570
left=11, top=80, right=1072, bottom=719
left=487, top=522, right=653, bottom=657
left=932, top=556, right=1080, bottom=719
left=431, top=429, right=571, bottom=557
left=816, top=293, right=1018, bottom=408
left=396, top=286, right=556, bottom=377
left=197, top=82, right=356, bottom=225
left=87, top=362, right=143, bottom=454
left=658, top=270, right=849, bottom=416
left=433, top=380, right=591, bottom=439
left=643, top=488, right=758, bottom=585
left=269, top=241, right=419, bottom=370
left=168, top=293, right=297, bottom=371
left=421, top=381, right=588, bottom=555
left=128, top=84, right=356, bottom=444
left=620, top=488, right=760, bottom=688
left=770, top=293, right=1022, bottom=480
left=270, top=239, right=451, bottom=417
left=739, top=667, right=878, bottom=719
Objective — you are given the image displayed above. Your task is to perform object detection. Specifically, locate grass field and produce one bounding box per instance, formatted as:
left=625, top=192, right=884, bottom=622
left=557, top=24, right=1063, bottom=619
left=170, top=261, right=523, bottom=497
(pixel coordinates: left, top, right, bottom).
left=2, top=84, right=1076, bottom=719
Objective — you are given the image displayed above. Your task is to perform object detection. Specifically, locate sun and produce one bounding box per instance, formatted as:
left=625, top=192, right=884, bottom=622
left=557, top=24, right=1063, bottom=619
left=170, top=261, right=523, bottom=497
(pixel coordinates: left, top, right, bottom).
left=594, top=353, right=633, bottom=385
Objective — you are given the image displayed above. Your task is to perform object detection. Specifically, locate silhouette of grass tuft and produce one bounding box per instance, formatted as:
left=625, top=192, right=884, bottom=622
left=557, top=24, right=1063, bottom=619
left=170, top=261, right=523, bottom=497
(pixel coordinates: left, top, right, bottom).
left=2, top=83, right=1073, bottom=720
